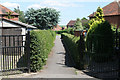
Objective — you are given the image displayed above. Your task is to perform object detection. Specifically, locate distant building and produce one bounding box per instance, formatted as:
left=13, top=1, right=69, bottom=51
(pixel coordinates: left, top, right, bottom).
left=52, top=25, right=62, bottom=31
left=67, top=19, right=89, bottom=28
left=0, top=4, right=19, bottom=21
left=89, top=1, right=120, bottom=28
left=67, top=20, right=76, bottom=28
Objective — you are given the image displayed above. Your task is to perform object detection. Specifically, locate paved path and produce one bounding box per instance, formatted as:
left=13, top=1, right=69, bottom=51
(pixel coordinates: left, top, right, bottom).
left=6, top=35, right=92, bottom=78
left=25, top=35, right=92, bottom=78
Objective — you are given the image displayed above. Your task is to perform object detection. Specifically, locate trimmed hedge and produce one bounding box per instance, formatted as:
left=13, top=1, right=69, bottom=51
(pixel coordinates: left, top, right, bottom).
left=86, top=20, right=114, bottom=62
left=55, top=28, right=74, bottom=35
left=61, top=33, right=85, bottom=69
left=30, top=30, right=56, bottom=72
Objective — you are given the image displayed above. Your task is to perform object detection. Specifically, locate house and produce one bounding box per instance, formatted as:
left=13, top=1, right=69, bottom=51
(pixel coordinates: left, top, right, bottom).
left=67, top=19, right=89, bottom=28
left=0, top=4, right=19, bottom=21
left=0, top=18, right=36, bottom=36
left=89, top=1, right=120, bottom=28
left=67, top=20, right=76, bottom=28
left=0, top=4, right=37, bottom=54
left=0, top=4, right=37, bottom=36
left=52, top=25, right=62, bottom=31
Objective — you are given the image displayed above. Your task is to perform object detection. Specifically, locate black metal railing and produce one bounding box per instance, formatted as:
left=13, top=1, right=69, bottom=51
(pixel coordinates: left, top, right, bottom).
left=0, top=32, right=30, bottom=72
left=84, top=34, right=119, bottom=78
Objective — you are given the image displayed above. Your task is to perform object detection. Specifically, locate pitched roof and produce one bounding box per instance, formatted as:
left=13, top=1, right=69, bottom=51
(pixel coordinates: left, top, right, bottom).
left=53, top=25, right=62, bottom=31
left=89, top=1, right=120, bottom=17
left=0, top=4, right=19, bottom=15
left=2, top=18, right=37, bottom=29
left=67, top=20, right=76, bottom=26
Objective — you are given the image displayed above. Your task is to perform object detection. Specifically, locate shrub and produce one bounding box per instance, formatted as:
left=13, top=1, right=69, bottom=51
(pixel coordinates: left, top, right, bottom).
left=56, top=28, right=74, bottom=35
left=74, top=18, right=83, bottom=31
left=61, top=33, right=85, bottom=69
left=30, top=30, right=56, bottom=72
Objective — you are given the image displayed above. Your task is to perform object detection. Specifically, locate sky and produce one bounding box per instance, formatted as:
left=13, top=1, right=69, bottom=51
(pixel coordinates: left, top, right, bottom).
left=0, top=0, right=116, bottom=25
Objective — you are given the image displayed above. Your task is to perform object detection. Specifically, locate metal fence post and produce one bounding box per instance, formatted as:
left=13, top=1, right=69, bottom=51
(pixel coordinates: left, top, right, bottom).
left=26, top=31, right=30, bottom=73
left=119, top=33, right=120, bottom=79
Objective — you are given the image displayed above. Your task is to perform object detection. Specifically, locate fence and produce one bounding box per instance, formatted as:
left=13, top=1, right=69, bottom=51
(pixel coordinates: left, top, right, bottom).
left=0, top=31, right=30, bottom=72
left=83, top=34, right=119, bottom=79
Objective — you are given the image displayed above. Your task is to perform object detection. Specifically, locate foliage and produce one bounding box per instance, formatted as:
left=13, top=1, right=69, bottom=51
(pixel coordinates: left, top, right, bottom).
left=86, top=7, right=114, bottom=62
left=81, top=18, right=89, bottom=30
left=25, top=8, right=60, bottom=29
left=30, top=30, right=56, bottom=72
left=55, top=27, right=74, bottom=35
left=59, top=25, right=66, bottom=28
left=14, top=7, right=25, bottom=23
left=81, top=17, right=88, bottom=20
left=61, top=33, right=85, bottom=69
left=6, top=11, right=14, bottom=19
left=74, top=18, right=83, bottom=31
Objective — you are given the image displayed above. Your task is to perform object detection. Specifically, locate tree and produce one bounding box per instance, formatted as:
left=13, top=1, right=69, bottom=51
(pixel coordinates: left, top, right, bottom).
left=14, top=7, right=25, bottom=23
left=74, top=18, right=83, bottom=31
left=88, top=7, right=104, bottom=26
left=25, top=8, right=60, bottom=29
left=81, top=17, right=87, bottom=20
left=81, top=17, right=89, bottom=29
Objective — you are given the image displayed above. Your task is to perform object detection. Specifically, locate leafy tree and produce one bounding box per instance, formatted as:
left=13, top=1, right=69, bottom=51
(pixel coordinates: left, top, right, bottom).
left=88, top=7, right=104, bottom=26
left=25, top=8, right=35, bottom=24
left=74, top=18, right=83, bottom=31
left=81, top=17, right=87, bottom=20
left=25, top=8, right=60, bottom=29
left=14, top=7, right=25, bottom=23
left=81, top=17, right=89, bottom=29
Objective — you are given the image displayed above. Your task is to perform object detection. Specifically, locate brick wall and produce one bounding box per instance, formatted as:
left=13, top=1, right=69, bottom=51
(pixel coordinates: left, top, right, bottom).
left=104, top=15, right=120, bottom=27
left=90, top=15, right=120, bottom=27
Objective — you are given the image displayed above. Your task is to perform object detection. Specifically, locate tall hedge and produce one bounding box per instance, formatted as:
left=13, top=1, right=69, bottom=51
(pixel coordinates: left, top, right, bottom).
left=30, top=30, right=56, bottom=72
left=61, top=33, right=85, bottom=69
left=86, top=7, right=114, bottom=62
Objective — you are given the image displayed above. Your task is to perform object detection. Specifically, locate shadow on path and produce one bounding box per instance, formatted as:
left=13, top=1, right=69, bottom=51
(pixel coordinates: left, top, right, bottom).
left=60, top=40, right=75, bottom=68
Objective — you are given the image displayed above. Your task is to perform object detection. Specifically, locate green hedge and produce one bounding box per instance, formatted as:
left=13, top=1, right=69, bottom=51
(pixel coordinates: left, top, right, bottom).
left=56, top=28, right=74, bottom=35
left=86, top=20, right=114, bottom=62
left=30, top=30, right=56, bottom=72
left=61, top=33, right=85, bottom=69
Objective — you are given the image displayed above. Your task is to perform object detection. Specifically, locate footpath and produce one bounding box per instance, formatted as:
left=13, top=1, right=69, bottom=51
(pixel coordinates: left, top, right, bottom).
left=5, top=35, right=92, bottom=78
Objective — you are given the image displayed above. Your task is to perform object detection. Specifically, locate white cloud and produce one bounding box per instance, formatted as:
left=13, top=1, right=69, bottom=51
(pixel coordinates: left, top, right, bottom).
left=1, top=2, right=20, bottom=8
left=42, top=1, right=77, bottom=7
left=27, top=4, right=42, bottom=9
left=42, top=0, right=80, bottom=7
left=27, top=4, right=60, bottom=11
left=73, top=0, right=114, bottom=2
left=1, top=0, right=114, bottom=2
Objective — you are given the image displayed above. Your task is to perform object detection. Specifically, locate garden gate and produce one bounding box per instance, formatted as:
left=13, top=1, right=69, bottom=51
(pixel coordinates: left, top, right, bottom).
left=0, top=31, right=30, bottom=72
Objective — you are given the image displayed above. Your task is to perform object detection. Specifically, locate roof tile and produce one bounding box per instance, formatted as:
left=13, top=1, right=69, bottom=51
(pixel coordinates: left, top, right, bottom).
left=0, top=4, right=19, bottom=15
left=67, top=20, right=76, bottom=26
left=89, top=1, right=120, bottom=17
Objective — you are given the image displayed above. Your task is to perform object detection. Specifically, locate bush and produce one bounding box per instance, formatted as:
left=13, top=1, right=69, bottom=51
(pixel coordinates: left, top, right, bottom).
left=30, top=30, right=56, bottom=72
left=56, top=28, right=74, bottom=35
left=86, top=7, right=114, bottom=62
left=61, top=33, right=85, bottom=69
